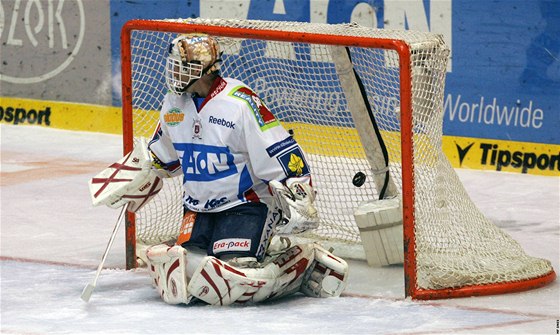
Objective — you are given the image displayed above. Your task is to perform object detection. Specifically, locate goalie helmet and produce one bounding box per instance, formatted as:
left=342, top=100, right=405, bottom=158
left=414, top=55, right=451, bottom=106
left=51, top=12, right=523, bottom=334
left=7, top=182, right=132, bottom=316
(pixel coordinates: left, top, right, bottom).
left=165, top=34, right=221, bottom=95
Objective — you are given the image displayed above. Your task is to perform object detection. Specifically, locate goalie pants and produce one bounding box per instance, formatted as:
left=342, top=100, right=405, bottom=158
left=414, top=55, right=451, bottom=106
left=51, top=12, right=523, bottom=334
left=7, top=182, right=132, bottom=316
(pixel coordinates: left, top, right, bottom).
left=181, top=202, right=272, bottom=262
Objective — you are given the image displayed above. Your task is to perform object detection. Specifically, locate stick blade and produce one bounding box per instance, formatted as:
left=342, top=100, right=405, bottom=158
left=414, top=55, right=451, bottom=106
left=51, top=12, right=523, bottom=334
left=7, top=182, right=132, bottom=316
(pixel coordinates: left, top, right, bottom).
left=81, top=283, right=95, bottom=302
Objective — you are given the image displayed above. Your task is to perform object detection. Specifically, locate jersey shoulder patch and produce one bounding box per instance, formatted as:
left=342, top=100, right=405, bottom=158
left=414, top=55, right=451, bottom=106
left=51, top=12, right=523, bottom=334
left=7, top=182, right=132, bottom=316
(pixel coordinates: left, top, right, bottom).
left=228, top=85, right=280, bottom=131
left=277, top=146, right=310, bottom=177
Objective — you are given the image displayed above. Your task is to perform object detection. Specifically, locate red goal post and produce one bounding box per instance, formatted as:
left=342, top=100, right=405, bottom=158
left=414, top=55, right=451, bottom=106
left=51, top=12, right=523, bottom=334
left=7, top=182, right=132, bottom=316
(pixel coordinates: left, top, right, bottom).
left=120, top=18, right=555, bottom=299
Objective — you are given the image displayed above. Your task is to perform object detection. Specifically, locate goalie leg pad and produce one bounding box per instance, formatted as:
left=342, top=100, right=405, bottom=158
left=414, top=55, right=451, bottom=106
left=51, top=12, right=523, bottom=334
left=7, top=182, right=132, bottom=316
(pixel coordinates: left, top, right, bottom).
left=146, top=244, right=191, bottom=305
left=187, top=256, right=273, bottom=306
left=256, top=244, right=316, bottom=301
left=186, top=244, right=316, bottom=305
left=240, top=243, right=347, bottom=301
left=300, top=244, right=348, bottom=298
left=184, top=243, right=347, bottom=305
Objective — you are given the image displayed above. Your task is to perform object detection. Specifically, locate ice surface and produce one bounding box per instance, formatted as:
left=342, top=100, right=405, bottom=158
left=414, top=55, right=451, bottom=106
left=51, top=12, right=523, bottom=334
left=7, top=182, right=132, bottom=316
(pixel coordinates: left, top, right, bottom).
left=1, top=124, right=558, bottom=334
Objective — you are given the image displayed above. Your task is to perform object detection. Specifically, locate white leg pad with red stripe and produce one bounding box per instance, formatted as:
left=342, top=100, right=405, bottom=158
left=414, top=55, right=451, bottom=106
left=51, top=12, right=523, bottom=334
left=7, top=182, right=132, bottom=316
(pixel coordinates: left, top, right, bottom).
left=187, top=243, right=348, bottom=305
left=146, top=244, right=191, bottom=305
left=300, top=244, right=348, bottom=298
left=188, top=256, right=274, bottom=305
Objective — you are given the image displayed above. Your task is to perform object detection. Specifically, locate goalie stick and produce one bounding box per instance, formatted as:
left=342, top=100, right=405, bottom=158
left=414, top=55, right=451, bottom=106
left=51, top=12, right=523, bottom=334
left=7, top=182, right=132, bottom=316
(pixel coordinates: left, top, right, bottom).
left=80, top=204, right=129, bottom=302
left=330, top=46, right=404, bottom=267
left=330, top=45, right=398, bottom=199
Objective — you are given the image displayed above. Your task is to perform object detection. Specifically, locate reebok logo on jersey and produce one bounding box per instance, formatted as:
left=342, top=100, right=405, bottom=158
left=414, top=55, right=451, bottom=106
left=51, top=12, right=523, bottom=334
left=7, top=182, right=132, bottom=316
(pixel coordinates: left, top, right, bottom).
left=208, top=115, right=235, bottom=129
left=213, top=238, right=251, bottom=254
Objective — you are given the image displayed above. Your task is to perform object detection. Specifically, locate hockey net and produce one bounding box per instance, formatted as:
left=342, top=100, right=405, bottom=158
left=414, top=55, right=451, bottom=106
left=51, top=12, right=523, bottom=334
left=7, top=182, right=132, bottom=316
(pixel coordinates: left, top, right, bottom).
left=120, top=18, right=555, bottom=299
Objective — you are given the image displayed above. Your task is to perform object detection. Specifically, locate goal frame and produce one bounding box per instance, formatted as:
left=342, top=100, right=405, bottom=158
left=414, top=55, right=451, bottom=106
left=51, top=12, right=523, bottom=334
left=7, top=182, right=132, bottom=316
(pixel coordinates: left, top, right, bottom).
left=119, top=19, right=555, bottom=300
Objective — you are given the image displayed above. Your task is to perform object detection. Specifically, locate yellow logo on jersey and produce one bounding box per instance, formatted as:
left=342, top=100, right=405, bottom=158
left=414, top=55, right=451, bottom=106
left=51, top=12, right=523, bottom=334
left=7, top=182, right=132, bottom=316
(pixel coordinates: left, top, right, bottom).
left=288, top=153, right=305, bottom=175
left=164, top=108, right=185, bottom=126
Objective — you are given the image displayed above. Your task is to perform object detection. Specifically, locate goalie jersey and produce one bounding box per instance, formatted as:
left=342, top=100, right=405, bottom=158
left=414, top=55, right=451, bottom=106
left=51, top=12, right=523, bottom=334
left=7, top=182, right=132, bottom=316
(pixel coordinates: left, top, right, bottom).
left=149, top=76, right=311, bottom=213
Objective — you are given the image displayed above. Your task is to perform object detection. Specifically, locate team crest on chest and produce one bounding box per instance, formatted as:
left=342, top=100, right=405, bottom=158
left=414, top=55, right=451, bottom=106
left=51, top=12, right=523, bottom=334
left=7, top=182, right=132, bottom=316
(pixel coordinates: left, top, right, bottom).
left=192, top=117, right=203, bottom=139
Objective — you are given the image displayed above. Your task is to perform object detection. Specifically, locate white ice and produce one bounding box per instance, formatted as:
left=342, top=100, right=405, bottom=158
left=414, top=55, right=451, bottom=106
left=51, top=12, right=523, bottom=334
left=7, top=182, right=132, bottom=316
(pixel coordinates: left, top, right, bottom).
left=1, top=124, right=558, bottom=334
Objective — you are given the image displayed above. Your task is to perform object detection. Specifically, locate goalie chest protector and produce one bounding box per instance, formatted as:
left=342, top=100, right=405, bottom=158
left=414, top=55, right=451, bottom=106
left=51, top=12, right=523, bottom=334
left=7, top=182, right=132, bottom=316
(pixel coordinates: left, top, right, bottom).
left=151, top=77, right=311, bottom=213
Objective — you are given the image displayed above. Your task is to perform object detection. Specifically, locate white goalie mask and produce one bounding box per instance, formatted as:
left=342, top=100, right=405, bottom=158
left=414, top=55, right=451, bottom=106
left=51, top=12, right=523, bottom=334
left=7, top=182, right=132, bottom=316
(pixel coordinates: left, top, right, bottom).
left=166, top=34, right=221, bottom=94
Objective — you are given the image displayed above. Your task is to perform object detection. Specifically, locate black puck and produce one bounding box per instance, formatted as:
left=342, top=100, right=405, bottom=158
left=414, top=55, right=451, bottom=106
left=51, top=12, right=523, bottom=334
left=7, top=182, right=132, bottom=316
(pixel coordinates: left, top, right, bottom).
left=352, top=171, right=366, bottom=187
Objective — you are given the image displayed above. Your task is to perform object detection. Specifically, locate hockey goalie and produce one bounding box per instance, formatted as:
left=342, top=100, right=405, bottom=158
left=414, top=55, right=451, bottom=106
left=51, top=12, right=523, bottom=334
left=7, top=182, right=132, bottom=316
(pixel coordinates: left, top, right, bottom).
left=89, top=33, right=348, bottom=305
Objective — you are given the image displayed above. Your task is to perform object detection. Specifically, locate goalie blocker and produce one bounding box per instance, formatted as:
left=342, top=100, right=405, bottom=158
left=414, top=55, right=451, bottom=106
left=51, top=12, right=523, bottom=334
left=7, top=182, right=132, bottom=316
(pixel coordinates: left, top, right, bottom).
left=146, top=241, right=348, bottom=305
left=88, top=139, right=163, bottom=213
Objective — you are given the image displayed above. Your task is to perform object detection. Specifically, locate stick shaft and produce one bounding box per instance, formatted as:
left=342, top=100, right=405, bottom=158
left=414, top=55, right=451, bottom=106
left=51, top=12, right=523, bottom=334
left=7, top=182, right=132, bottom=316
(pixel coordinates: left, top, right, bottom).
left=81, top=204, right=128, bottom=302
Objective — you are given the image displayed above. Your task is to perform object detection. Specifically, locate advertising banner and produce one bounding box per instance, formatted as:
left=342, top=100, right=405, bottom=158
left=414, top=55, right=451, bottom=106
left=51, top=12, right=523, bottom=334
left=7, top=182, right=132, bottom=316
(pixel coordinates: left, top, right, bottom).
left=0, top=0, right=112, bottom=105
left=107, top=0, right=558, bottom=144
left=1, top=0, right=558, bottom=175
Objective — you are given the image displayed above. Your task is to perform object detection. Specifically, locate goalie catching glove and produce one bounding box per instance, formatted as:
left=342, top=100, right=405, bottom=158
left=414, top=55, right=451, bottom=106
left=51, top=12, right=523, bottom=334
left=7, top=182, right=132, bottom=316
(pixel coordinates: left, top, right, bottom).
left=269, top=176, right=319, bottom=235
left=89, top=139, right=163, bottom=212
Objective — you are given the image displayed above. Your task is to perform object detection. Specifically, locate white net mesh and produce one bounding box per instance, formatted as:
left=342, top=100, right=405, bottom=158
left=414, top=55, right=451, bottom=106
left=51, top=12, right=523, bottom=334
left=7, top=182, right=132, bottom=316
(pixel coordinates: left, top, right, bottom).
left=124, top=18, right=553, bottom=295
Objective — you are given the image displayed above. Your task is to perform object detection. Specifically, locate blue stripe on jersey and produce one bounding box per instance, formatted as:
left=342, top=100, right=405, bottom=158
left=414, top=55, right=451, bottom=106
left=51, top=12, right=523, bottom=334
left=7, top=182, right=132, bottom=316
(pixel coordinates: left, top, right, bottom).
left=237, top=165, right=253, bottom=200
left=174, top=143, right=238, bottom=182
left=265, top=136, right=297, bottom=157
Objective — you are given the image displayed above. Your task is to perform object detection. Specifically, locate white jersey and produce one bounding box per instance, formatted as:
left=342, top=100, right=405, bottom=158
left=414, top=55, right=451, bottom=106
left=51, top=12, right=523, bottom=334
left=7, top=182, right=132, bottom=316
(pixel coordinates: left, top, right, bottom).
left=149, top=77, right=311, bottom=213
